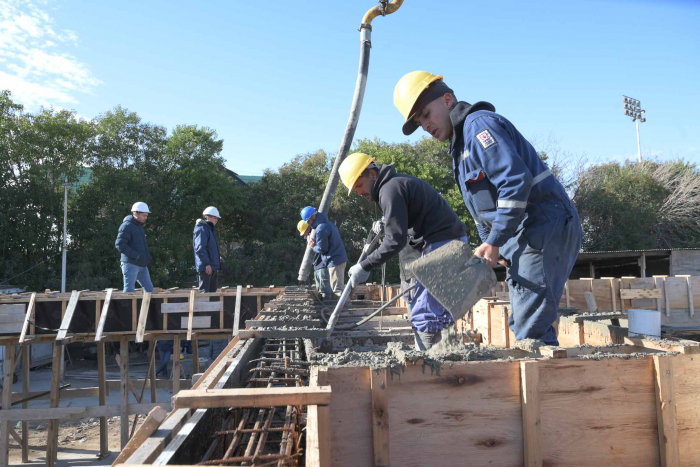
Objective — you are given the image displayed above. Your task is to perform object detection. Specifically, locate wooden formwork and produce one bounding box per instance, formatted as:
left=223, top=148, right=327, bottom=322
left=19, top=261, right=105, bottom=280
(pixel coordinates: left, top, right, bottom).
left=307, top=351, right=700, bottom=467
left=0, top=286, right=283, bottom=467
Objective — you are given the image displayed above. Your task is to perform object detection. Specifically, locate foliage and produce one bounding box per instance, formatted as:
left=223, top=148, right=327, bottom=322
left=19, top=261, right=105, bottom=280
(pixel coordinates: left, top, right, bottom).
left=573, top=160, right=700, bottom=251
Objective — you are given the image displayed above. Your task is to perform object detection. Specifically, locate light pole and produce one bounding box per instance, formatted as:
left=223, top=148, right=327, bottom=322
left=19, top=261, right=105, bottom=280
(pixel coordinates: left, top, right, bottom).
left=622, top=95, right=646, bottom=163
left=61, top=177, right=68, bottom=293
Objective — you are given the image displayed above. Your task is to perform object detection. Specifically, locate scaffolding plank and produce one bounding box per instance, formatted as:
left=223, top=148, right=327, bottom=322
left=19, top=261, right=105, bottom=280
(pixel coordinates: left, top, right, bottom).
left=172, top=386, right=331, bottom=410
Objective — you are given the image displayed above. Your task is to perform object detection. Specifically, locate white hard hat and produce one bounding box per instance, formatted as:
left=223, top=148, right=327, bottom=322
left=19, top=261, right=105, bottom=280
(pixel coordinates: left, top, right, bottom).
left=203, top=206, right=221, bottom=218
left=131, top=202, right=151, bottom=213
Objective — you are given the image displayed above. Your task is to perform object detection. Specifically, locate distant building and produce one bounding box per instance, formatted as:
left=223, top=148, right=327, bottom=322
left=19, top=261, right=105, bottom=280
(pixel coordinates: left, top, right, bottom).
left=570, top=249, right=700, bottom=279
left=236, top=175, right=263, bottom=185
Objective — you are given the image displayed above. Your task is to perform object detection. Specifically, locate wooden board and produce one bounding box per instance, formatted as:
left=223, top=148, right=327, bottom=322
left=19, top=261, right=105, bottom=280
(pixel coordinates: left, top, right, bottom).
left=621, top=288, right=663, bottom=300
left=56, top=291, right=81, bottom=340
left=135, top=292, right=151, bottom=343
left=172, top=386, right=331, bottom=409
left=387, top=362, right=523, bottom=467
left=672, top=354, right=700, bottom=465
left=18, top=295, right=35, bottom=342
left=537, top=358, right=659, bottom=466
left=160, top=301, right=223, bottom=313
left=179, top=316, right=211, bottom=329
left=0, top=304, right=26, bottom=334
left=326, top=367, right=373, bottom=467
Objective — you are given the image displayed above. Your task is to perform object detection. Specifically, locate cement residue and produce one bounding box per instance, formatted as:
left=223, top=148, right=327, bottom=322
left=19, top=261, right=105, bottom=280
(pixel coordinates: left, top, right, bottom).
left=514, top=338, right=546, bottom=353
left=577, top=350, right=679, bottom=360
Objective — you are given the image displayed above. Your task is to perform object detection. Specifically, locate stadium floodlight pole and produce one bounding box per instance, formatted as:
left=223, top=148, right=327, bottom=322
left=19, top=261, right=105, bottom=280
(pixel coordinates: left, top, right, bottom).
left=622, top=95, right=646, bottom=163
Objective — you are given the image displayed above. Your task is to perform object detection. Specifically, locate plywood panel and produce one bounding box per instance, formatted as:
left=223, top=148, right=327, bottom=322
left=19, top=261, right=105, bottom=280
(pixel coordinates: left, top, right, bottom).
left=538, top=358, right=659, bottom=466
left=179, top=316, right=211, bottom=329
left=326, top=367, right=373, bottom=467
left=672, top=354, right=700, bottom=466
left=388, top=362, right=523, bottom=467
left=472, top=300, right=491, bottom=344
left=0, top=304, right=25, bottom=333
left=489, top=304, right=515, bottom=348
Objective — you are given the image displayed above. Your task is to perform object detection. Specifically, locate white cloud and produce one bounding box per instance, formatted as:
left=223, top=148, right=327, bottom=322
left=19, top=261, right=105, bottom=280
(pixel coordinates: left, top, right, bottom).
left=0, top=0, right=99, bottom=110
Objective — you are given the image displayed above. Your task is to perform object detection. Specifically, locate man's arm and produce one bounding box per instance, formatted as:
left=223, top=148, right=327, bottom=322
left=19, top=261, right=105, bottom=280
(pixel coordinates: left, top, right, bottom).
left=194, top=228, right=211, bottom=267
left=312, top=225, right=330, bottom=255
left=467, top=116, right=533, bottom=247
left=360, top=188, right=408, bottom=270
left=115, top=225, right=138, bottom=259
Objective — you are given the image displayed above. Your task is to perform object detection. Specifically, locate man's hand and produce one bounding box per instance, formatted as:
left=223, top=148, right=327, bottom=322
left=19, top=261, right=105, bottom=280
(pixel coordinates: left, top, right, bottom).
left=348, top=263, right=371, bottom=288
left=307, top=237, right=316, bottom=248
left=371, top=220, right=383, bottom=235
left=205, top=265, right=212, bottom=275
left=474, top=243, right=499, bottom=268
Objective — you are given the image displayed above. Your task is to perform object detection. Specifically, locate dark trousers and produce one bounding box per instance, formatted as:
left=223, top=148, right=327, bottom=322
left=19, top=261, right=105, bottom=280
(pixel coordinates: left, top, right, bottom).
left=198, top=270, right=218, bottom=292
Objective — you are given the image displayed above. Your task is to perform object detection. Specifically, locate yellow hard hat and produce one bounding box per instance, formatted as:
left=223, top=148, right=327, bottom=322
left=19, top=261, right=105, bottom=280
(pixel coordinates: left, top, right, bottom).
left=297, top=220, right=310, bottom=236
left=394, top=71, right=443, bottom=135
left=339, top=153, right=376, bottom=195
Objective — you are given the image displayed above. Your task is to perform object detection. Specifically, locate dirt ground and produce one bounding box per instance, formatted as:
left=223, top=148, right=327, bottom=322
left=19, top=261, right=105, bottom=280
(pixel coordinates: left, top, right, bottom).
left=8, top=415, right=145, bottom=466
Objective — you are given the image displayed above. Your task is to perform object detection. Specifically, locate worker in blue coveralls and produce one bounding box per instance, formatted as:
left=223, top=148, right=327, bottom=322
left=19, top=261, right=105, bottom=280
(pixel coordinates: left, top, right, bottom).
left=300, top=206, right=348, bottom=297
left=393, top=71, right=583, bottom=345
left=338, top=153, right=469, bottom=350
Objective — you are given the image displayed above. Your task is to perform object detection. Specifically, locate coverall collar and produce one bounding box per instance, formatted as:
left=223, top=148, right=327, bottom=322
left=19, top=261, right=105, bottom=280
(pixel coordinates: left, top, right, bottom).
left=448, top=101, right=496, bottom=154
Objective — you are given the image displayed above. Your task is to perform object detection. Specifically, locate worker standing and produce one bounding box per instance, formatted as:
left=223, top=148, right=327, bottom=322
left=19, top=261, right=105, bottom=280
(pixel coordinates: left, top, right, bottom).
left=298, top=220, right=333, bottom=301
left=338, top=153, right=468, bottom=350
left=300, top=206, right=348, bottom=297
left=115, top=202, right=154, bottom=293
left=193, top=206, right=221, bottom=293
left=393, top=71, right=582, bottom=345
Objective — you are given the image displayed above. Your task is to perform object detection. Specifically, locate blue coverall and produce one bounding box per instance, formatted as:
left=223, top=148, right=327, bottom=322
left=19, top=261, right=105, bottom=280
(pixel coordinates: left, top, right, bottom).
left=449, top=102, right=582, bottom=345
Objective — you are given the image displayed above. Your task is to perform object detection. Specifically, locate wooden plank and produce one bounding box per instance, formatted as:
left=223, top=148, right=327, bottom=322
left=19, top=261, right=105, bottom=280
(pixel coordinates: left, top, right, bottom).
left=120, top=408, right=190, bottom=464
left=538, top=358, right=659, bottom=465
left=55, top=290, right=81, bottom=340
left=131, top=298, right=137, bottom=331
left=564, top=282, right=570, bottom=307
left=172, top=386, right=331, bottom=409
left=237, top=329, right=328, bottom=339
left=233, top=285, right=242, bottom=336
left=653, top=356, right=681, bottom=467
left=672, top=354, right=700, bottom=463
left=135, top=292, right=152, bottom=343
left=0, top=402, right=171, bottom=421
left=246, top=319, right=322, bottom=327
left=219, top=294, right=225, bottom=330
left=574, top=312, right=628, bottom=323
left=112, top=406, right=168, bottom=465
left=665, top=278, right=671, bottom=317
left=257, top=295, right=262, bottom=313
left=180, top=316, right=211, bottom=329
left=94, top=288, right=113, bottom=342
left=677, top=275, right=695, bottom=318
left=172, top=334, right=181, bottom=394
left=18, top=294, right=36, bottom=343
left=654, top=276, right=666, bottom=314
left=119, top=338, right=129, bottom=448
left=186, top=289, right=196, bottom=340
left=160, top=301, right=223, bottom=313
left=385, top=362, right=523, bottom=467
left=162, top=297, right=168, bottom=331
left=0, top=344, right=15, bottom=467
left=520, top=361, right=542, bottom=467
left=370, top=368, right=390, bottom=467
left=46, top=343, right=62, bottom=465
left=620, top=288, right=663, bottom=300
left=97, top=341, right=109, bottom=457
left=625, top=336, right=700, bottom=354
left=307, top=367, right=330, bottom=467
left=21, top=345, right=29, bottom=462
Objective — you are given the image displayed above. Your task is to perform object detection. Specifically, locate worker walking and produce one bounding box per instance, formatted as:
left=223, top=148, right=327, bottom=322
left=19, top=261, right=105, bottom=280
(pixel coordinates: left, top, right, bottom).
left=393, top=71, right=582, bottom=345
left=298, top=220, right=333, bottom=301
left=300, top=206, right=348, bottom=296
left=115, top=202, right=154, bottom=293
left=338, top=153, right=468, bottom=350
left=194, top=206, right=221, bottom=293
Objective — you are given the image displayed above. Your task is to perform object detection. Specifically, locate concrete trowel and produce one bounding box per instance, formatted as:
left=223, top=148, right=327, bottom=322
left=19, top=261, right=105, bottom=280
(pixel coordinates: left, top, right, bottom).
left=407, top=240, right=497, bottom=322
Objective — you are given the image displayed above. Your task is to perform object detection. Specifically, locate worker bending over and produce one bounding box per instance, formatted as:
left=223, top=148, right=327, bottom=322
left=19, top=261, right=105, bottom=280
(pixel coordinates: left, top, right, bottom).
left=300, top=206, right=348, bottom=297
left=339, top=153, right=468, bottom=350
left=394, top=71, right=582, bottom=345
left=298, top=220, right=333, bottom=301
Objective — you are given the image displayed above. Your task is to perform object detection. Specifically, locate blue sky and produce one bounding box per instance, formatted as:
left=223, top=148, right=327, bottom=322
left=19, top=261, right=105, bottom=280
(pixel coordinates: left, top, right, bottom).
left=1, top=0, right=698, bottom=176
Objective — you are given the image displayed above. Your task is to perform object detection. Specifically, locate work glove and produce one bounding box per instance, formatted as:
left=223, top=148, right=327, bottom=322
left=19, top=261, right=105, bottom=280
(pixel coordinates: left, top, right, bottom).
left=371, top=220, right=384, bottom=235
left=348, top=263, right=371, bottom=288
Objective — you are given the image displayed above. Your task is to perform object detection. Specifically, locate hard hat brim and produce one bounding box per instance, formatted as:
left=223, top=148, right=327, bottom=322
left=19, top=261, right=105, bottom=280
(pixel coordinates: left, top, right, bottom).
left=402, top=119, right=419, bottom=136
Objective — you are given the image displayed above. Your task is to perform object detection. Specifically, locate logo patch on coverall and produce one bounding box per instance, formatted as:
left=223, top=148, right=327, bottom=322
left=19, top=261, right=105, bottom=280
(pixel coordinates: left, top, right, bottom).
left=476, top=129, right=496, bottom=149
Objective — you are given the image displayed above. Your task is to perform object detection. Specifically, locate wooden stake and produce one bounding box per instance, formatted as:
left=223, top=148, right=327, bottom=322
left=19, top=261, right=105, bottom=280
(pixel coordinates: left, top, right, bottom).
left=677, top=275, right=694, bottom=318
left=136, top=292, right=152, bottom=343
left=119, top=338, right=129, bottom=448
left=653, top=356, right=680, bottom=467
left=664, top=278, right=671, bottom=317
left=520, top=360, right=542, bottom=467
left=233, top=285, right=242, bottom=337
left=219, top=293, right=225, bottom=330
left=149, top=340, right=157, bottom=403
left=162, top=297, right=168, bottom=331
left=97, top=341, right=109, bottom=457
left=564, top=282, right=570, bottom=307
left=173, top=335, right=181, bottom=395
left=95, top=288, right=113, bottom=342
left=131, top=298, right=137, bottom=331
left=0, top=344, right=15, bottom=467
left=192, top=334, right=199, bottom=376
left=370, top=368, right=390, bottom=467
left=46, top=343, right=62, bottom=465
left=21, top=345, right=29, bottom=463
left=186, top=290, right=196, bottom=340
